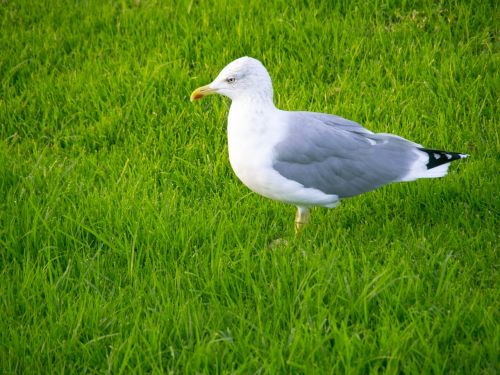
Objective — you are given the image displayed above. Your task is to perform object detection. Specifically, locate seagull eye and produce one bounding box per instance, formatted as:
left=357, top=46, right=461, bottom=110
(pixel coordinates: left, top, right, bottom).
left=226, top=77, right=236, bottom=84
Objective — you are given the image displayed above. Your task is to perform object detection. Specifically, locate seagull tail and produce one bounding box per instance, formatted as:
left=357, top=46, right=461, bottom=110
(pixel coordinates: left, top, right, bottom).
left=401, top=148, right=468, bottom=181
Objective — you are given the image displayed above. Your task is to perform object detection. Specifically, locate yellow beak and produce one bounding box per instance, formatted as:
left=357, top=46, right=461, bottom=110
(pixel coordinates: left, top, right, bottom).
left=190, top=84, right=217, bottom=102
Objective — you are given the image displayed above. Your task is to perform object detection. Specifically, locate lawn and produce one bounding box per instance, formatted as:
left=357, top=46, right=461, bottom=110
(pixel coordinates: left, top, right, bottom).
left=1, top=0, right=498, bottom=373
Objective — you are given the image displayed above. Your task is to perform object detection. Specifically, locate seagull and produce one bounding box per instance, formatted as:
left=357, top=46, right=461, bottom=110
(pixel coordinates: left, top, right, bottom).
left=191, top=57, right=468, bottom=231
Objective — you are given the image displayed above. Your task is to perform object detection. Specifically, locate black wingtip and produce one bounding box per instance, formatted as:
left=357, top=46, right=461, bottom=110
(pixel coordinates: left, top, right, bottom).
left=418, top=148, right=468, bottom=169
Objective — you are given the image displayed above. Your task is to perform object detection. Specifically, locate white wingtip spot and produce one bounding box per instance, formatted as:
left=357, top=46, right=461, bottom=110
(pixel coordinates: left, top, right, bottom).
left=434, top=153, right=441, bottom=159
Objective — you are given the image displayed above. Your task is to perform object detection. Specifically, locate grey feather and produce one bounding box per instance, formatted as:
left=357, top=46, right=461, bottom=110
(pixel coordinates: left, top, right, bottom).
left=273, top=111, right=420, bottom=198
left=296, top=111, right=374, bottom=135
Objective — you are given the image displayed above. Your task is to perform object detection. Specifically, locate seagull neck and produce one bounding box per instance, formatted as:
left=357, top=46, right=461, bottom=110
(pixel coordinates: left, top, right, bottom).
left=231, top=95, right=276, bottom=112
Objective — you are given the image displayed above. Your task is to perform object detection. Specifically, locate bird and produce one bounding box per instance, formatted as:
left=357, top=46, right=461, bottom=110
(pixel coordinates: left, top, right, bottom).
left=190, top=56, right=468, bottom=232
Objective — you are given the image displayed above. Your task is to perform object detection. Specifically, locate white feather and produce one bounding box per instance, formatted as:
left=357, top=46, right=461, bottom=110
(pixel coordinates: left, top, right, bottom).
left=401, top=149, right=452, bottom=181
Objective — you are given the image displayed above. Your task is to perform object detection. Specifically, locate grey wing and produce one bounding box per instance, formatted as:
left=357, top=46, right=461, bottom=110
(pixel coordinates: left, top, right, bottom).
left=273, top=112, right=419, bottom=198
left=296, top=111, right=374, bottom=135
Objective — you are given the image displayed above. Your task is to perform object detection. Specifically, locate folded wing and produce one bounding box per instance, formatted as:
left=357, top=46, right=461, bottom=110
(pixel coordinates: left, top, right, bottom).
left=273, top=112, right=463, bottom=198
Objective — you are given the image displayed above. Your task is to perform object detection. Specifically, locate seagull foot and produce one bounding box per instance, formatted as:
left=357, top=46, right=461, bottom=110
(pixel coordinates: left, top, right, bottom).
left=268, top=238, right=289, bottom=249
left=294, top=206, right=310, bottom=234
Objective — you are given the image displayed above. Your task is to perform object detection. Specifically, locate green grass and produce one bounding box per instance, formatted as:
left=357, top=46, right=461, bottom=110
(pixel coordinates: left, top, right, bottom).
left=1, top=0, right=498, bottom=373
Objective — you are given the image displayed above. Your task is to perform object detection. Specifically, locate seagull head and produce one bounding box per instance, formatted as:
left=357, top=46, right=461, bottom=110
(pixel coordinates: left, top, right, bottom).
left=191, top=56, right=274, bottom=103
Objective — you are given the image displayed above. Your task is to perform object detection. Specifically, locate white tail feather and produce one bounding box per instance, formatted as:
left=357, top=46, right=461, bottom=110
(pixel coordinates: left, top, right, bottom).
left=401, top=149, right=465, bottom=182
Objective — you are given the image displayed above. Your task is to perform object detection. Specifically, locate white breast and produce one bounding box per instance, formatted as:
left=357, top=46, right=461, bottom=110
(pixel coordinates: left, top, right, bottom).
left=227, top=102, right=284, bottom=198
